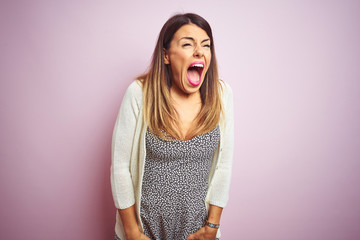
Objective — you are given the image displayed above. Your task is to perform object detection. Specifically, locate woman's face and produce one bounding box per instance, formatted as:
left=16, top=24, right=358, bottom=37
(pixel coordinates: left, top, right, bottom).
left=164, top=24, right=211, bottom=95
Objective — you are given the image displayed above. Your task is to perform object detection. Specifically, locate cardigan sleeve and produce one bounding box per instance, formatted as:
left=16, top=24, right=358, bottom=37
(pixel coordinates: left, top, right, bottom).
left=110, top=81, right=142, bottom=209
left=208, top=81, right=234, bottom=208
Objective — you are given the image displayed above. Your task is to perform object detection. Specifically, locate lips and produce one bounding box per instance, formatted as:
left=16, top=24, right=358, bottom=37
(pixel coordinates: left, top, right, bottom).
left=186, top=61, right=204, bottom=86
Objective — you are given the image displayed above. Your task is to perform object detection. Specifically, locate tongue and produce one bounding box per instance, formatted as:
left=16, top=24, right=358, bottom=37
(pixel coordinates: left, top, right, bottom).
left=187, top=68, right=200, bottom=85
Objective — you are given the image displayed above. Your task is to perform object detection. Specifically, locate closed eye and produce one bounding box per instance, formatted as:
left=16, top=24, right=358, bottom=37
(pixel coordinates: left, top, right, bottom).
left=203, top=44, right=211, bottom=48
left=182, top=43, right=192, bottom=47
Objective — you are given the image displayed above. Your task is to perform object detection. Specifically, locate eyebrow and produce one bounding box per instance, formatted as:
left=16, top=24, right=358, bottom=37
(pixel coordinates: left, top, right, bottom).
left=180, top=37, right=210, bottom=43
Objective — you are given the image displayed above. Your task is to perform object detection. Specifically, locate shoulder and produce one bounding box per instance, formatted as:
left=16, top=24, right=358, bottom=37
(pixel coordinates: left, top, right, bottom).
left=125, top=80, right=143, bottom=97
left=123, top=80, right=143, bottom=102
left=119, top=80, right=143, bottom=113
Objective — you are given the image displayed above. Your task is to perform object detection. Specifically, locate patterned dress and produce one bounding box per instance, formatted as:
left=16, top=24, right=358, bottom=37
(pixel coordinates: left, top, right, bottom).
left=140, top=126, right=220, bottom=240
left=114, top=126, right=220, bottom=240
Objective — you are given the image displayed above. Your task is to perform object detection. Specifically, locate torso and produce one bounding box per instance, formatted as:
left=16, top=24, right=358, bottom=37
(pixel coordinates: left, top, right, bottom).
left=140, top=125, right=220, bottom=240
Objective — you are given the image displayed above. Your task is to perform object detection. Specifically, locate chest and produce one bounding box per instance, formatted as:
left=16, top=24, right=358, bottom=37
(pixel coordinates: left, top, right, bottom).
left=173, top=101, right=202, bottom=138
left=145, top=125, right=220, bottom=162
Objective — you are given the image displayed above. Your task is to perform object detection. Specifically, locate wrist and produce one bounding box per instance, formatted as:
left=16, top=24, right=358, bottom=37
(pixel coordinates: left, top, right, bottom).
left=205, top=225, right=218, bottom=233
left=203, top=220, right=220, bottom=229
left=124, top=227, right=141, bottom=239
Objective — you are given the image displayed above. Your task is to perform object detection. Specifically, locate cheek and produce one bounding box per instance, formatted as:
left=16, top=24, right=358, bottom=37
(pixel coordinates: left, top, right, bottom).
left=207, top=54, right=212, bottom=70
left=170, top=62, right=183, bottom=76
left=207, top=51, right=212, bottom=61
left=205, top=54, right=212, bottom=71
left=170, top=57, right=187, bottom=75
left=171, top=49, right=187, bottom=61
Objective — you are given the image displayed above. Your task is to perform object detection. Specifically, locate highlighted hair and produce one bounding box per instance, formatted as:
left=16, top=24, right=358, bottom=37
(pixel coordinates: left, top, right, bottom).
left=138, top=13, right=223, bottom=140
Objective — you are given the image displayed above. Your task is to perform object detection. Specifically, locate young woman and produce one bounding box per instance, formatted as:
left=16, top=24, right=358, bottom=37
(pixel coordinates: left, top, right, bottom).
left=111, top=13, right=234, bottom=240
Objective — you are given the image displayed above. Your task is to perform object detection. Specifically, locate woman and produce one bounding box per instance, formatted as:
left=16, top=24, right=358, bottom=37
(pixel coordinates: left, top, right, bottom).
left=111, top=13, right=234, bottom=240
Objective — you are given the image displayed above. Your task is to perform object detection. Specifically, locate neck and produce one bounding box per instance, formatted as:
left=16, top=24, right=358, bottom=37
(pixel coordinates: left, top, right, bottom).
left=169, top=86, right=201, bottom=105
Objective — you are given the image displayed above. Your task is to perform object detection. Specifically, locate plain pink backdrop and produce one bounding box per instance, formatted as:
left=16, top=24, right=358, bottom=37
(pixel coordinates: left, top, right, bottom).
left=1, top=0, right=360, bottom=239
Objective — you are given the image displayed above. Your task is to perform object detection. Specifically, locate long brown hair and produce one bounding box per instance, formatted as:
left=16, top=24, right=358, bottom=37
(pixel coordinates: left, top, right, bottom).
left=139, top=13, right=223, bottom=140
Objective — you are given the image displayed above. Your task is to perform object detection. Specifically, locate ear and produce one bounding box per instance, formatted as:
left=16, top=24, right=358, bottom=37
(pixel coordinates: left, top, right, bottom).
left=163, top=48, right=170, bottom=64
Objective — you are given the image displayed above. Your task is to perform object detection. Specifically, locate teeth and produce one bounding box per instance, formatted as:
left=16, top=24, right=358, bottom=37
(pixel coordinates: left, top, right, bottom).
left=192, top=63, right=204, bottom=68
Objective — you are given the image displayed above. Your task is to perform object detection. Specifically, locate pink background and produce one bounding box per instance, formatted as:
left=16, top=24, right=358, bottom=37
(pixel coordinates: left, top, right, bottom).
left=1, top=0, right=360, bottom=239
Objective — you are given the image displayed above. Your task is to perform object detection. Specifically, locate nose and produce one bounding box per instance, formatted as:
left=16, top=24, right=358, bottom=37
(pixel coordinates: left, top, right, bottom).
left=193, top=44, right=204, bottom=58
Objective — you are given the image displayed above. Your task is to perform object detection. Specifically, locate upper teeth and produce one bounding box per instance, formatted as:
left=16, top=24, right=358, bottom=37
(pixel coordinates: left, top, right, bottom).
left=192, top=63, right=204, bottom=68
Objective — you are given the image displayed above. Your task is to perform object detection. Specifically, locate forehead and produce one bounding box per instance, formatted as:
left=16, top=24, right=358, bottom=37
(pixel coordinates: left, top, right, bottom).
left=173, top=24, right=210, bottom=41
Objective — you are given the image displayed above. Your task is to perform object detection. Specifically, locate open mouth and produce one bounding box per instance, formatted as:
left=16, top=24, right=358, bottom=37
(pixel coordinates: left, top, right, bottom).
left=187, top=62, right=204, bottom=86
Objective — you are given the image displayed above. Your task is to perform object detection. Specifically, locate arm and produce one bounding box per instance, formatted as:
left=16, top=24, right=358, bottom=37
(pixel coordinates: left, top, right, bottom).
left=118, top=206, right=150, bottom=240
left=208, top=81, right=234, bottom=207
left=111, top=81, right=148, bottom=239
left=187, top=204, right=223, bottom=240
left=207, top=204, right=223, bottom=225
left=205, top=204, right=223, bottom=235
left=111, top=82, right=139, bottom=209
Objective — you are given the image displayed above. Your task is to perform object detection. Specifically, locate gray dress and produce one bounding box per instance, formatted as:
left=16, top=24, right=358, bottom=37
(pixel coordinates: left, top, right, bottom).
left=139, top=126, right=220, bottom=240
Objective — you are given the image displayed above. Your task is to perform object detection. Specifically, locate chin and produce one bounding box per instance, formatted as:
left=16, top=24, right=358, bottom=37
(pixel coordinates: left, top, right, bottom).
left=185, top=81, right=203, bottom=93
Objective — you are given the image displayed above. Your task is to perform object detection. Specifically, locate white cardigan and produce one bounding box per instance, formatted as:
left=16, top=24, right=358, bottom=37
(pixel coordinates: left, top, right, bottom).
left=111, top=80, right=234, bottom=239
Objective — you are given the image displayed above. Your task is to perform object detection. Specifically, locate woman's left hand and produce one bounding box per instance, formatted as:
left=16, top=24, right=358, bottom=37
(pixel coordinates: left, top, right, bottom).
left=187, top=226, right=218, bottom=240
